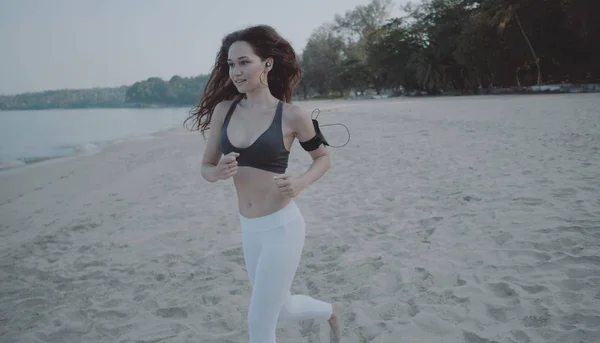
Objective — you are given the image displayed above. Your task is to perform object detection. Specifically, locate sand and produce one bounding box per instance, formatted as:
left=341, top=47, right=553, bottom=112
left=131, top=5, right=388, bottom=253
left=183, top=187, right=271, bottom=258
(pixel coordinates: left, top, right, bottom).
left=1, top=94, right=599, bottom=343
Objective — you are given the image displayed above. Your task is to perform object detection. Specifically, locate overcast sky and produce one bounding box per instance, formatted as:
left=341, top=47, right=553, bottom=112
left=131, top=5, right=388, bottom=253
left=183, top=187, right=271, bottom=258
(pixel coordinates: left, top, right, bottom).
left=0, top=0, right=407, bottom=95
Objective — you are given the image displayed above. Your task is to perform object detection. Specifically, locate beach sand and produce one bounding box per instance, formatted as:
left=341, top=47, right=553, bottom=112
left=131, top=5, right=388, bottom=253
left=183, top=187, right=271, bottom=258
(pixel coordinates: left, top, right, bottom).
left=1, top=94, right=599, bottom=343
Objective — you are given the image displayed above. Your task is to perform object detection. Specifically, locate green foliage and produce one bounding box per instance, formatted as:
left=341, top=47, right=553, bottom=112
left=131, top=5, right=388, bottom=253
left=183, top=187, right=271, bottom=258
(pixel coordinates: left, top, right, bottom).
left=300, top=0, right=600, bottom=97
left=125, top=75, right=209, bottom=105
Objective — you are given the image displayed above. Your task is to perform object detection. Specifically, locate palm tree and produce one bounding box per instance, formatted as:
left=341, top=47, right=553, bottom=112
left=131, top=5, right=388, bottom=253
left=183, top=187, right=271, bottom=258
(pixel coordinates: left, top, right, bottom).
left=486, top=0, right=542, bottom=86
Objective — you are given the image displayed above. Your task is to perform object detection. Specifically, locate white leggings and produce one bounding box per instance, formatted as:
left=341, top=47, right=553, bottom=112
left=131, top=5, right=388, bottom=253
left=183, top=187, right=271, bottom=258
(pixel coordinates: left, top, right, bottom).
left=239, top=200, right=333, bottom=343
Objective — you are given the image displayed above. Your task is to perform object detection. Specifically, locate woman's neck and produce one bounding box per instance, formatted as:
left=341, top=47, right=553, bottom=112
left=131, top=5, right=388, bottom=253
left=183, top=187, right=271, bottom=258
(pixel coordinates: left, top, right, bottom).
left=241, top=86, right=279, bottom=109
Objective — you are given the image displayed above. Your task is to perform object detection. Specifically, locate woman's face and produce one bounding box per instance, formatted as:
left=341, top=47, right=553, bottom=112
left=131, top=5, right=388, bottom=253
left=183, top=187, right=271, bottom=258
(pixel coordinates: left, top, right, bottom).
left=228, top=41, right=269, bottom=93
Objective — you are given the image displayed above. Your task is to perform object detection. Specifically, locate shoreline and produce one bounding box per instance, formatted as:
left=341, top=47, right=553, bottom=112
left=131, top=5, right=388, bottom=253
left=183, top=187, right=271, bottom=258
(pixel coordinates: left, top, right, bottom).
left=0, top=125, right=185, bottom=174
left=0, top=104, right=195, bottom=112
left=2, top=84, right=599, bottom=112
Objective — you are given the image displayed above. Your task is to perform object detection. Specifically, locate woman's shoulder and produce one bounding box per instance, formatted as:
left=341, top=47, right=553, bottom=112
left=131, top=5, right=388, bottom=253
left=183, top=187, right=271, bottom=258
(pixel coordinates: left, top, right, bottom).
left=281, top=102, right=310, bottom=121
left=212, top=99, right=237, bottom=121
left=215, top=99, right=236, bottom=112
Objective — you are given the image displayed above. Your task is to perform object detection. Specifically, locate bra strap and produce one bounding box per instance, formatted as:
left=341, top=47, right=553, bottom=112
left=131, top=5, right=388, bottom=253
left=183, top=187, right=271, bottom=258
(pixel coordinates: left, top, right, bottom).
left=274, top=101, right=283, bottom=124
left=223, top=98, right=241, bottom=126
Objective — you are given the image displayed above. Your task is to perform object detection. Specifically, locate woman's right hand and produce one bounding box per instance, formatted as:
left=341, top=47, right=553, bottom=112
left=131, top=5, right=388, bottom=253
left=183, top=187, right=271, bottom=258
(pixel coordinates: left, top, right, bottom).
left=216, top=152, right=239, bottom=180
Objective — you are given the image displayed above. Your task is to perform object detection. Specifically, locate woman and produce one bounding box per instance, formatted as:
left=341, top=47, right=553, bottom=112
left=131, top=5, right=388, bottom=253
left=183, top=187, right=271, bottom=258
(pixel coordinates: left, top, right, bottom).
left=184, top=25, right=342, bottom=343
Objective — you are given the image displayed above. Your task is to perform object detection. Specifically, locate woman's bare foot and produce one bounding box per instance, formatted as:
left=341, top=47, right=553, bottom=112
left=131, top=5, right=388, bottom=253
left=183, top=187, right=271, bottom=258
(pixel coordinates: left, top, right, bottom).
left=328, top=302, right=342, bottom=343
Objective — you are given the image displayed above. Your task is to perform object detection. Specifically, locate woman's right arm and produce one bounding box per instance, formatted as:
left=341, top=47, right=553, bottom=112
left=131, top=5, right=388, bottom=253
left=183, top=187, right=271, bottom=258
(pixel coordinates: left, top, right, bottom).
left=201, top=101, right=229, bottom=183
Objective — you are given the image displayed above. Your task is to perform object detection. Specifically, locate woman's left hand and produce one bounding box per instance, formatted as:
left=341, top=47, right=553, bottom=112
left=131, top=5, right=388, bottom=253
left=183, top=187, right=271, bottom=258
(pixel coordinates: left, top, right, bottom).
left=274, top=174, right=306, bottom=198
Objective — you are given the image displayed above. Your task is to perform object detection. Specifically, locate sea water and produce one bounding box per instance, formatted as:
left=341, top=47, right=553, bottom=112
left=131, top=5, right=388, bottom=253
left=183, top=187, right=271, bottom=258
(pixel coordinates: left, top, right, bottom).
left=0, top=107, right=191, bottom=170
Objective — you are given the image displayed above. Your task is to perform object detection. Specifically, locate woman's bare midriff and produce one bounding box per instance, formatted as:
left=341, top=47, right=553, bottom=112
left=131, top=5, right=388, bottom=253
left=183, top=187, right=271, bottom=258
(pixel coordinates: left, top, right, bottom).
left=233, top=166, right=291, bottom=218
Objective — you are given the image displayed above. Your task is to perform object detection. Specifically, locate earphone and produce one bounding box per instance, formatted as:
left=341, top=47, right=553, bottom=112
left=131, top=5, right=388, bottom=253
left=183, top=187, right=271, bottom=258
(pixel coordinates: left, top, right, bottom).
left=266, top=62, right=271, bottom=67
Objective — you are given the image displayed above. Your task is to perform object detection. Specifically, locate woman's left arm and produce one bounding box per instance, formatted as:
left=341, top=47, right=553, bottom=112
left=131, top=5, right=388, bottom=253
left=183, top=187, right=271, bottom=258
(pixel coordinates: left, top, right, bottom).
left=274, top=106, right=331, bottom=197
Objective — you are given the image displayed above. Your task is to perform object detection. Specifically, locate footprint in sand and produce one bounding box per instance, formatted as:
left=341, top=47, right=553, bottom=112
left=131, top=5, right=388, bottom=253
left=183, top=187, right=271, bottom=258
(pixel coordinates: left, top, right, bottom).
left=415, top=267, right=435, bottom=292
left=487, top=282, right=518, bottom=298
left=461, top=196, right=481, bottom=202
left=319, top=244, right=350, bottom=262
left=68, top=221, right=101, bottom=233
left=565, top=313, right=600, bottom=330
left=220, top=247, right=245, bottom=266
left=552, top=187, right=577, bottom=199
left=535, top=177, right=553, bottom=185
left=155, top=307, right=188, bottom=319
left=456, top=274, right=467, bottom=286
left=368, top=222, right=388, bottom=235
left=493, top=232, right=513, bottom=245
left=298, top=319, right=320, bottom=340
left=512, top=197, right=545, bottom=206
left=308, top=261, right=338, bottom=275
left=200, top=318, right=234, bottom=334
left=462, top=330, right=498, bottom=343
left=486, top=304, right=508, bottom=322
left=518, top=284, right=547, bottom=294
left=43, top=219, right=58, bottom=228
left=510, top=330, right=531, bottom=343
left=321, top=253, right=339, bottom=263
left=133, top=291, right=149, bottom=302
left=305, top=279, right=320, bottom=295
left=201, top=294, right=221, bottom=306
left=407, top=298, right=420, bottom=317
left=95, top=310, right=128, bottom=320
left=74, top=260, right=106, bottom=270
left=418, top=217, right=442, bottom=242
left=325, top=273, right=346, bottom=285
left=153, top=272, right=169, bottom=282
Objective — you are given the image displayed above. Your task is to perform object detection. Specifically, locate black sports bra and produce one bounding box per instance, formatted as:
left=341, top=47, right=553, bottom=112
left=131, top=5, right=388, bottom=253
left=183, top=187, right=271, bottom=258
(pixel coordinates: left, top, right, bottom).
left=219, top=99, right=290, bottom=174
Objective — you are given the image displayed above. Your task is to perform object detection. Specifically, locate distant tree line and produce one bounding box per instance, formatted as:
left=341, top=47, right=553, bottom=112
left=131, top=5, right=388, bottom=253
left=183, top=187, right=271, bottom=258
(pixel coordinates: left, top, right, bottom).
left=294, top=0, right=600, bottom=98
left=2, top=0, right=598, bottom=110
left=0, top=86, right=130, bottom=111
left=124, top=75, right=209, bottom=105
left=0, top=75, right=210, bottom=111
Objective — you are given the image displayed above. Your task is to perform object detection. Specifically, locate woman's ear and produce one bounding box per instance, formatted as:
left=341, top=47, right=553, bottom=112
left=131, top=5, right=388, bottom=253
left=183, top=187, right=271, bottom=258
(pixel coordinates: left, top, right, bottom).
left=265, top=58, right=273, bottom=70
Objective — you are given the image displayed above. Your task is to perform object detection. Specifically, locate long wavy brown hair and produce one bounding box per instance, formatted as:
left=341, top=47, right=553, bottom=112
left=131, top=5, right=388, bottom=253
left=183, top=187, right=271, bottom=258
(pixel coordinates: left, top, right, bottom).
left=184, top=25, right=302, bottom=136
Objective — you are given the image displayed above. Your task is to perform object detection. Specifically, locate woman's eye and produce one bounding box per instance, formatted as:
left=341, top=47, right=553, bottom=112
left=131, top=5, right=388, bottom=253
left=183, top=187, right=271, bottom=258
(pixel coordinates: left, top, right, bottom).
left=228, top=61, right=249, bottom=68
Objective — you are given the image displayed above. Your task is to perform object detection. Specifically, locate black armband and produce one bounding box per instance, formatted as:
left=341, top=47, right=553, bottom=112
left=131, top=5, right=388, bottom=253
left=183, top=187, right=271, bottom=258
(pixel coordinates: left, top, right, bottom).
left=300, top=119, right=329, bottom=151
